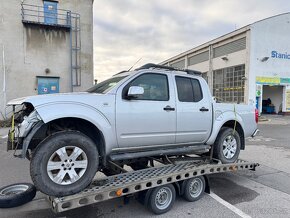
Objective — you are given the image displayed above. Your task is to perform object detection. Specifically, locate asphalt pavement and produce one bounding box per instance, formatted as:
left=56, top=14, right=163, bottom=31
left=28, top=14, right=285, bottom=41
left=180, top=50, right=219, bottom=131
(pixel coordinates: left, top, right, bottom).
left=0, top=115, right=290, bottom=218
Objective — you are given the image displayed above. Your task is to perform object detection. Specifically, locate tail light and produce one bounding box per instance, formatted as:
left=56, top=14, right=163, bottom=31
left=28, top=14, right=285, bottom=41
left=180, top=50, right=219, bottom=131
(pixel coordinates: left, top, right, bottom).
left=255, top=108, right=259, bottom=123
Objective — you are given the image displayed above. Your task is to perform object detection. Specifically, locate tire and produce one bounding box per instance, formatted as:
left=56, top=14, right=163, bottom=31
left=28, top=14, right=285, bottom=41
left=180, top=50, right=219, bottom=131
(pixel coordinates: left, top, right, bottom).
left=128, top=159, right=149, bottom=171
left=213, top=127, right=241, bottom=164
left=147, top=184, right=176, bottom=215
left=182, top=176, right=205, bottom=202
left=0, top=183, right=36, bottom=208
left=30, top=131, right=99, bottom=197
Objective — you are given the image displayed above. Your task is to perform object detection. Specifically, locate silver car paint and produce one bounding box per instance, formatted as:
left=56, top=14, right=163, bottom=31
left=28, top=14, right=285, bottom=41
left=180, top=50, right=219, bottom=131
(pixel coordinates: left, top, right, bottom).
left=8, top=69, right=257, bottom=155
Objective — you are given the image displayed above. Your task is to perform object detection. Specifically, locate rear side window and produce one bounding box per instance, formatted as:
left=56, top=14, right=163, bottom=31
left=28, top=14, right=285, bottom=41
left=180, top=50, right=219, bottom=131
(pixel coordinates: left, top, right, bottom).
left=175, top=76, right=203, bottom=102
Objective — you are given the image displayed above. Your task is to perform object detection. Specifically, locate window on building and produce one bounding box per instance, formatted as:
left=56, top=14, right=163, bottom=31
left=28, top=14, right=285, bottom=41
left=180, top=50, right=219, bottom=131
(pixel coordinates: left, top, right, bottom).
left=188, top=51, right=209, bottom=66
left=170, top=59, right=185, bottom=69
left=124, top=73, right=169, bottom=101
left=213, top=65, right=245, bottom=103
left=213, top=37, right=246, bottom=58
left=175, top=76, right=203, bottom=102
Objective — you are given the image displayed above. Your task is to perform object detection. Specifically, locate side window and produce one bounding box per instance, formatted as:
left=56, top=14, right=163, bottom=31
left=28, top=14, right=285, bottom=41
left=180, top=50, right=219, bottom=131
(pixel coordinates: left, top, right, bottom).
left=123, top=73, right=169, bottom=101
left=191, top=79, right=203, bottom=102
left=175, top=76, right=203, bottom=102
left=175, top=77, right=194, bottom=102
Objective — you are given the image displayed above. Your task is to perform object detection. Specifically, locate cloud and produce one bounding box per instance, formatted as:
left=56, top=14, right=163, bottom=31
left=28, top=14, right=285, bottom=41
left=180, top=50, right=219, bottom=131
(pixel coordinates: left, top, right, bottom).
left=93, top=0, right=290, bottom=81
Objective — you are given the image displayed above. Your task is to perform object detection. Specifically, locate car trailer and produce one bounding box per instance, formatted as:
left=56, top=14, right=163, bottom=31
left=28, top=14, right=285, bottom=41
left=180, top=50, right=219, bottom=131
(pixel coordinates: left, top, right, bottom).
left=45, top=157, right=259, bottom=215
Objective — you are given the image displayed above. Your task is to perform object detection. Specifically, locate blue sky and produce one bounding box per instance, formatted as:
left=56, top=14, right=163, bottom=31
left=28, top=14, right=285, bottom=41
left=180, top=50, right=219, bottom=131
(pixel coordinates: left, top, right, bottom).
left=93, top=0, right=290, bottom=81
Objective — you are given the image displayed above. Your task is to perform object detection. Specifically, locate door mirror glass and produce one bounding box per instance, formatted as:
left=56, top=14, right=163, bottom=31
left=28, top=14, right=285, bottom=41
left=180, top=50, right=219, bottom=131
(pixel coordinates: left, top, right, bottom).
left=128, top=86, right=144, bottom=97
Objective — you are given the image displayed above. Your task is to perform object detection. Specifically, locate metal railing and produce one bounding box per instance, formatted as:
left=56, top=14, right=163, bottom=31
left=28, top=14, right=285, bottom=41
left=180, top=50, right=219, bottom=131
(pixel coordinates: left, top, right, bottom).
left=21, top=3, right=79, bottom=28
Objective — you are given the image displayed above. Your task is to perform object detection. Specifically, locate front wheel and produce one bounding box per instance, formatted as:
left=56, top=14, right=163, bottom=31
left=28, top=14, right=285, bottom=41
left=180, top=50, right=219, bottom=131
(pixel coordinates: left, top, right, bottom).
left=213, top=127, right=241, bottom=164
left=30, top=131, right=99, bottom=196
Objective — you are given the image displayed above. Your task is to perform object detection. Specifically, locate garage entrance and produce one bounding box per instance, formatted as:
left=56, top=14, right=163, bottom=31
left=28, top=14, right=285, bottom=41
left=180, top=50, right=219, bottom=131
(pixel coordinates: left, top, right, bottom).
left=262, top=85, right=283, bottom=114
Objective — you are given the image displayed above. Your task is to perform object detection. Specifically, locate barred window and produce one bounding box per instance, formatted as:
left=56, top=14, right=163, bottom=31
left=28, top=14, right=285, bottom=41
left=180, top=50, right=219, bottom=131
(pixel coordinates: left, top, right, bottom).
left=213, top=65, right=245, bottom=103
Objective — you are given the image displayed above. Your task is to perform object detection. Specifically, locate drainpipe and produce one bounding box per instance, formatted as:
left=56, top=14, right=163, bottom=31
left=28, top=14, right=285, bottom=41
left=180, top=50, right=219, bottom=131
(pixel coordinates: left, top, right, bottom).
left=208, top=44, right=213, bottom=94
left=2, top=44, right=7, bottom=119
left=69, top=11, right=73, bottom=92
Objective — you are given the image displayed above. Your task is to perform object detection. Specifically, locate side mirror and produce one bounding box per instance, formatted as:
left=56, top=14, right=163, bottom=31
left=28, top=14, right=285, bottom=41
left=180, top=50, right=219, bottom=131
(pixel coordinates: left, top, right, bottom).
left=127, top=86, right=144, bottom=98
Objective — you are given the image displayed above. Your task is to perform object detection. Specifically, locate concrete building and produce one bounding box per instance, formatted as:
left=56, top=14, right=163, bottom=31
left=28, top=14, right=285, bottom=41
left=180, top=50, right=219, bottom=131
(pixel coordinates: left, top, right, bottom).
left=161, top=13, right=290, bottom=115
left=0, top=0, right=94, bottom=119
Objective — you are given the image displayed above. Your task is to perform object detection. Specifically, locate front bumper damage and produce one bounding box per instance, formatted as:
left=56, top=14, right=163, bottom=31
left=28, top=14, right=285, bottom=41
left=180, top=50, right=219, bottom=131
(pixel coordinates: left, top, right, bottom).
left=7, top=107, right=42, bottom=157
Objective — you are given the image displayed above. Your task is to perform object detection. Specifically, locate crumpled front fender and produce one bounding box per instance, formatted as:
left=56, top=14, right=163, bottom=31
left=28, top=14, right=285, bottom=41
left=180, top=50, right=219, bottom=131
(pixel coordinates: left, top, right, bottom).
left=21, top=121, right=44, bottom=158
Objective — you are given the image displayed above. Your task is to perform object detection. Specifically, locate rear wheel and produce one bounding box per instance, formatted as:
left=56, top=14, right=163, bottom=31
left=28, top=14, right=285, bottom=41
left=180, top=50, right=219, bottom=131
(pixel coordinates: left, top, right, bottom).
left=182, top=176, right=205, bottom=202
left=30, top=131, right=99, bottom=197
left=213, top=127, right=241, bottom=163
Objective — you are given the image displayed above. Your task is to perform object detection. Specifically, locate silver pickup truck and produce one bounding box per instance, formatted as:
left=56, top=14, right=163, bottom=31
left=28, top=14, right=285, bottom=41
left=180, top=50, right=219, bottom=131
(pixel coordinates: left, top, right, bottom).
left=7, top=63, right=258, bottom=196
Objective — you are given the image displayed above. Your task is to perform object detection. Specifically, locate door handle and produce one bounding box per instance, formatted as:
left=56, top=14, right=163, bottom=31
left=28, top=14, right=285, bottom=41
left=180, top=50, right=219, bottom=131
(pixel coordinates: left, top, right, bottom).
left=163, top=105, right=175, bottom=111
left=199, top=107, right=209, bottom=112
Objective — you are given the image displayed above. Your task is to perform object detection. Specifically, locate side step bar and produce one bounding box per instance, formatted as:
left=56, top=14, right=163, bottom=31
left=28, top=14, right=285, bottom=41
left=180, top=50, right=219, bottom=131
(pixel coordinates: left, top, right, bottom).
left=110, top=145, right=211, bottom=161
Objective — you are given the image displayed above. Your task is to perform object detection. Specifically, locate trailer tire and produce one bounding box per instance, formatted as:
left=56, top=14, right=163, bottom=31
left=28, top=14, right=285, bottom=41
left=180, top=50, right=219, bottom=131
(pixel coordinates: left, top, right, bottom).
left=182, top=176, right=205, bottom=202
left=30, top=131, right=99, bottom=197
left=147, top=184, right=176, bottom=215
left=0, top=183, right=36, bottom=208
left=213, top=127, right=241, bottom=164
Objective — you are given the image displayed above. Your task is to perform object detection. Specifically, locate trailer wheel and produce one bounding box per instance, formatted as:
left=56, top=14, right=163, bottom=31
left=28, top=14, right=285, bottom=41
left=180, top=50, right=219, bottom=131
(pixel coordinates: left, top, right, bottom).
left=30, top=131, right=99, bottom=197
left=0, top=183, right=36, bottom=208
left=213, top=127, right=241, bottom=163
left=147, top=184, right=176, bottom=215
left=182, top=176, right=205, bottom=202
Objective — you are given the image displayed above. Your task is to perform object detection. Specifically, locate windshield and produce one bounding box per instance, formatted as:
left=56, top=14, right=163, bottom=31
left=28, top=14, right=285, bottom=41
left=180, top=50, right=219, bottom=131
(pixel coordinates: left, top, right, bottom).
left=87, top=76, right=127, bottom=93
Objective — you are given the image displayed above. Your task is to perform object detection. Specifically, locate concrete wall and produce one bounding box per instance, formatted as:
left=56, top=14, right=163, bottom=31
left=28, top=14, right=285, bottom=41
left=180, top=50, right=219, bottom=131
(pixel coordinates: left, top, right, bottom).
left=0, top=0, right=93, bottom=119
left=249, top=13, right=290, bottom=112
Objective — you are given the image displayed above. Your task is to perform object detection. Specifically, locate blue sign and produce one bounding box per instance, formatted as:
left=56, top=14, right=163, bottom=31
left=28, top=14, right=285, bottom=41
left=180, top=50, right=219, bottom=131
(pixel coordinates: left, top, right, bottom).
left=271, top=51, right=290, bottom=60
left=37, top=77, right=59, bottom=95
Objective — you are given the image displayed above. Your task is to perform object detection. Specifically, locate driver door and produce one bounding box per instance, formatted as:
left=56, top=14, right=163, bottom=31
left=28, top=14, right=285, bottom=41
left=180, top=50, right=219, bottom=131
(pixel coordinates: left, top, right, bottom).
left=115, top=73, right=176, bottom=148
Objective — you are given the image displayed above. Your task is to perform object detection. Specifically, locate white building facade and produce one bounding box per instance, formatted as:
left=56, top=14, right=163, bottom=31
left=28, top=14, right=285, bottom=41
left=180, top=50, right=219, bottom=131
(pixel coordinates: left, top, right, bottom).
left=161, top=13, right=290, bottom=114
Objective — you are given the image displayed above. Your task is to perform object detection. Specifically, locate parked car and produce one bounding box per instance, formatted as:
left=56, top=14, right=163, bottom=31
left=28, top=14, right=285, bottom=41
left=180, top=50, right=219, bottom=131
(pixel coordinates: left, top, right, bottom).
left=6, top=64, right=258, bottom=196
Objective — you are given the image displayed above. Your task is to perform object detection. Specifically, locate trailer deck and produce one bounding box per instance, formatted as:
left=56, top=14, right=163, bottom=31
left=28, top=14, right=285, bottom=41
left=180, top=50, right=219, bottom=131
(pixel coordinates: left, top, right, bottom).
left=49, top=158, right=259, bottom=213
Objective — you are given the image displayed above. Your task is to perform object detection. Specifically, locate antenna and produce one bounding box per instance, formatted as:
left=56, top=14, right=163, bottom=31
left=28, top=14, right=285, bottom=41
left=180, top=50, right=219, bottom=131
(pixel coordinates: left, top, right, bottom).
left=128, top=57, right=142, bottom=71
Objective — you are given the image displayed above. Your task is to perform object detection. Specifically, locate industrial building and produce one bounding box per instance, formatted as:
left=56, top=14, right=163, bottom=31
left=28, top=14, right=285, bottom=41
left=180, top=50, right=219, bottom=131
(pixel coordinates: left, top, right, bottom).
left=161, top=13, right=290, bottom=115
left=0, top=0, right=94, bottom=119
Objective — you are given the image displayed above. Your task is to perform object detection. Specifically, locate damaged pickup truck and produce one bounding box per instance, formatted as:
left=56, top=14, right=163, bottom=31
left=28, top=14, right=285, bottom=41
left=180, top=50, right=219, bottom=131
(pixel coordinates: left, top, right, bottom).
left=6, top=64, right=259, bottom=197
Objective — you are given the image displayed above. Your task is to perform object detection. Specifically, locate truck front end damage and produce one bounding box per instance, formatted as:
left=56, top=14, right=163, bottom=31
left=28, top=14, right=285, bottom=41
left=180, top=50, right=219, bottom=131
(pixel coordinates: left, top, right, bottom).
left=7, top=102, right=42, bottom=157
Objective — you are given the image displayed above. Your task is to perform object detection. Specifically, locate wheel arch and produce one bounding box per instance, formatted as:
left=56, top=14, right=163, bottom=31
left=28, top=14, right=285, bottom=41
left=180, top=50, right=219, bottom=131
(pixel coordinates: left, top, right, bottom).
left=207, top=113, right=245, bottom=150
left=25, top=117, right=107, bottom=166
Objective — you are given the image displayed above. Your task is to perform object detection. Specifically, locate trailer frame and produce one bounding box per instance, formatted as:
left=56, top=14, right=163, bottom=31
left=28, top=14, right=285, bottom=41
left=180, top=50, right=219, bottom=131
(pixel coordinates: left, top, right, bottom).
left=48, top=158, right=259, bottom=213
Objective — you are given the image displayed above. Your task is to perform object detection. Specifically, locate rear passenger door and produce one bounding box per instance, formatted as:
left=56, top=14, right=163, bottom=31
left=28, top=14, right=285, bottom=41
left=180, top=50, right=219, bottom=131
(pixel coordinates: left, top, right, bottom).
left=175, top=76, right=212, bottom=144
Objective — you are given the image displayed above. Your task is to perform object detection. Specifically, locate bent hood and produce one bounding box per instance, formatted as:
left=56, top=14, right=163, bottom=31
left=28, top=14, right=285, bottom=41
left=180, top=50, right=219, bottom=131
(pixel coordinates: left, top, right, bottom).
left=7, top=92, right=110, bottom=108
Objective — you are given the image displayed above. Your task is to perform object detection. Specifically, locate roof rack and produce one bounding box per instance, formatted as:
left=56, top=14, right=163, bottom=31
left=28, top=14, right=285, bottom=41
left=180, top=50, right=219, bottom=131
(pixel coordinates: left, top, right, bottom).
left=136, top=63, right=202, bottom=76
left=113, top=70, right=129, bottom=76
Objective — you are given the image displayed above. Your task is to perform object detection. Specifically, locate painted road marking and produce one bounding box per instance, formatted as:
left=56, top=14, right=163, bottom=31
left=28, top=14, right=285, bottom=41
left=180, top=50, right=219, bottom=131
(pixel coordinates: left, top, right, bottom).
left=209, top=192, right=251, bottom=218
left=1, top=135, right=8, bottom=139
